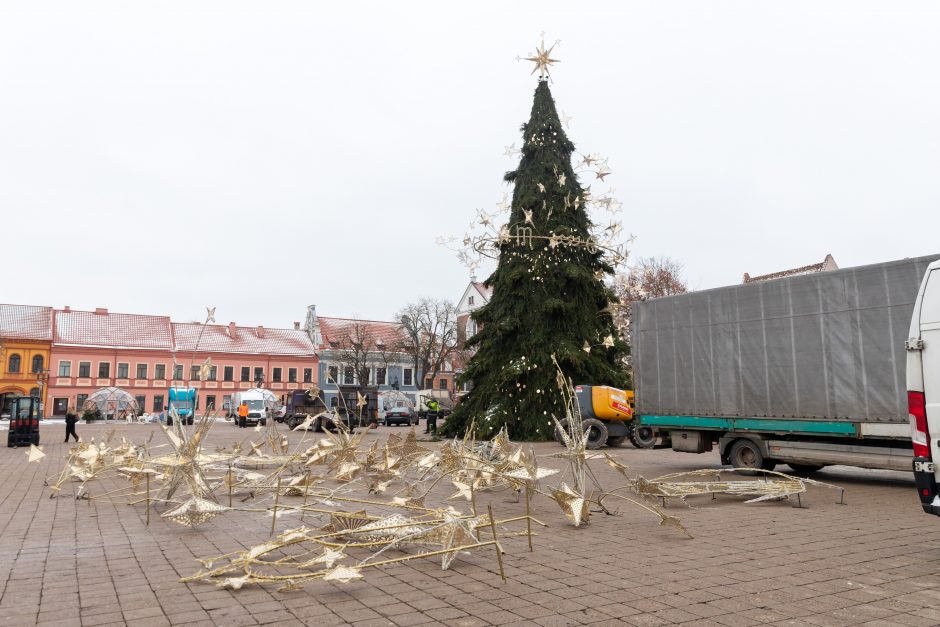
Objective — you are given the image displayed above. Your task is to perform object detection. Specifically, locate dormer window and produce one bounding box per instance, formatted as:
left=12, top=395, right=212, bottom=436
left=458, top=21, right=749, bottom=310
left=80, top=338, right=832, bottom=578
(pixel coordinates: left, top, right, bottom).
left=468, top=296, right=475, bottom=305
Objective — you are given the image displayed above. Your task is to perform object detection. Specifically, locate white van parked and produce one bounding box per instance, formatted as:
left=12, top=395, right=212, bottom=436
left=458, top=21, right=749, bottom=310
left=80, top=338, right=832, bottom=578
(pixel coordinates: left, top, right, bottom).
left=908, top=258, right=940, bottom=515
left=230, top=388, right=277, bottom=428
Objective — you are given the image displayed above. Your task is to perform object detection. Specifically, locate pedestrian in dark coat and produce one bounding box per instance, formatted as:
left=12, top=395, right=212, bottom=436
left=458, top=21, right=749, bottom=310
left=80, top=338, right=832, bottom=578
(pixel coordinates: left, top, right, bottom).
left=65, top=405, right=79, bottom=442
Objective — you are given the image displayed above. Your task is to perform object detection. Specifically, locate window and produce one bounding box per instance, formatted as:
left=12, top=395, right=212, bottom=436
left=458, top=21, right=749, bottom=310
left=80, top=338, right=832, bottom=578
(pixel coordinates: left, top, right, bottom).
left=375, top=367, right=387, bottom=386
left=467, top=319, right=477, bottom=337
left=117, top=363, right=128, bottom=378
left=29, top=387, right=39, bottom=398
left=76, top=393, right=88, bottom=410
left=191, top=365, right=200, bottom=380
left=343, top=366, right=355, bottom=385
left=223, top=366, right=234, bottom=382
left=272, top=367, right=282, bottom=382
left=327, top=365, right=339, bottom=384
left=136, top=364, right=148, bottom=379
left=468, top=295, right=475, bottom=305
left=240, top=366, right=250, bottom=382
left=303, top=368, right=313, bottom=383
left=440, top=378, right=448, bottom=391
left=425, top=378, right=433, bottom=389
left=152, top=395, right=164, bottom=412
left=288, top=368, right=297, bottom=383
left=58, top=361, right=71, bottom=377
left=205, top=395, right=216, bottom=410
left=222, top=395, right=231, bottom=411
left=173, top=364, right=183, bottom=380
left=134, top=395, right=146, bottom=412
left=7, top=354, right=20, bottom=373
left=98, top=362, right=110, bottom=378
left=78, top=362, right=91, bottom=378
left=31, top=355, right=44, bottom=373
left=403, top=368, right=413, bottom=387
left=253, top=367, right=264, bottom=384
left=208, top=366, right=217, bottom=381
left=154, top=364, right=166, bottom=380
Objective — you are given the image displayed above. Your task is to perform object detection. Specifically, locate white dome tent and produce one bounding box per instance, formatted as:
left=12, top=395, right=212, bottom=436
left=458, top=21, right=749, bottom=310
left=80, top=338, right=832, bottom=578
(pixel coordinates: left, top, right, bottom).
left=82, top=386, right=140, bottom=419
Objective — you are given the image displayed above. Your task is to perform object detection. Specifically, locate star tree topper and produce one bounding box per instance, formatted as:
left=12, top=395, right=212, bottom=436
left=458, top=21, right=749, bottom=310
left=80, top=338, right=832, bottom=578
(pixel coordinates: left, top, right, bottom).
left=520, top=32, right=560, bottom=79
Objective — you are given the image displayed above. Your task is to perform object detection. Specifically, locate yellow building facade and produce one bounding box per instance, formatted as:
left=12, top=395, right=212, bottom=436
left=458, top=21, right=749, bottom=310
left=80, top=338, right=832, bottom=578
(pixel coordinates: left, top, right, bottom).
left=0, top=304, right=54, bottom=416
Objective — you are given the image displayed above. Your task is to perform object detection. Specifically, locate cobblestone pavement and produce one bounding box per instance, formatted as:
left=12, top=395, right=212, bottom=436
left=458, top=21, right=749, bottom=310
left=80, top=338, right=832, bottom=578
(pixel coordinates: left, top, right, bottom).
left=2, top=421, right=940, bottom=627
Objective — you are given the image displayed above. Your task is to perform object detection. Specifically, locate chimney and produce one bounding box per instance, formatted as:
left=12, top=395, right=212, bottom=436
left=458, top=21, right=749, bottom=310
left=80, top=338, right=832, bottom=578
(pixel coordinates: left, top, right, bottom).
left=293, top=321, right=300, bottom=330
left=228, top=322, right=237, bottom=337
left=94, top=307, right=108, bottom=315
left=256, top=325, right=265, bottom=338
left=63, top=305, right=70, bottom=313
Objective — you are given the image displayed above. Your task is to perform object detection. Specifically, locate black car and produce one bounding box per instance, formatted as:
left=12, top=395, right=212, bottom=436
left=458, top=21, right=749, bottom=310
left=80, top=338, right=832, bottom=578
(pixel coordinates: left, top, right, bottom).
left=384, top=405, right=416, bottom=427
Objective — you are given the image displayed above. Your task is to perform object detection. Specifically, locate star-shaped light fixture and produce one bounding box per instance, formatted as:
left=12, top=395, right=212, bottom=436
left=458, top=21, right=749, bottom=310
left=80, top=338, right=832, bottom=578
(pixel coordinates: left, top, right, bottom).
left=520, top=33, right=560, bottom=79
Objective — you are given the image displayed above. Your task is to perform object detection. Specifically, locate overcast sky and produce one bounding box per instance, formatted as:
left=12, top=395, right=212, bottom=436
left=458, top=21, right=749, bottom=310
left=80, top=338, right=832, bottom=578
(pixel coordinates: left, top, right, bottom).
left=2, top=2, right=938, bottom=328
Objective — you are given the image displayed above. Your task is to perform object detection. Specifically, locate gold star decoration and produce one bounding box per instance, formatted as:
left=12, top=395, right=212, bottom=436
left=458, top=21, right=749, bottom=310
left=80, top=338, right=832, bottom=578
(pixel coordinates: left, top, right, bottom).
left=537, top=182, right=546, bottom=193
left=521, top=33, right=560, bottom=79
left=557, top=173, right=566, bottom=186
left=205, top=306, right=216, bottom=323
left=523, top=209, right=534, bottom=225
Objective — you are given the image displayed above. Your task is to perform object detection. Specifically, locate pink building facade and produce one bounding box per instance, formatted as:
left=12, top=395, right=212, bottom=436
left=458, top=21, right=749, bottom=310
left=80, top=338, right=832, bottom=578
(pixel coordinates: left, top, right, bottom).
left=47, top=307, right=317, bottom=417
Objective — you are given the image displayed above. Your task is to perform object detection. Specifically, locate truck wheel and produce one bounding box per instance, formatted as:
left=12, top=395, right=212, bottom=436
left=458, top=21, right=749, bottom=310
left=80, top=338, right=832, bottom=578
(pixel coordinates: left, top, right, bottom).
left=627, top=422, right=656, bottom=449
left=583, top=418, right=608, bottom=450
left=553, top=419, right=570, bottom=446
left=606, top=436, right=626, bottom=448
left=729, top=439, right=776, bottom=473
left=787, top=463, right=824, bottom=476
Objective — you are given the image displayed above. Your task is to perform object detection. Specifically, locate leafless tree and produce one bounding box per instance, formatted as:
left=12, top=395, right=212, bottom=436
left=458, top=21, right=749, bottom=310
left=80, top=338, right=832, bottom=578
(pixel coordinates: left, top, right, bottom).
left=333, top=319, right=378, bottom=388
left=396, top=298, right=459, bottom=391
left=613, top=256, right=688, bottom=332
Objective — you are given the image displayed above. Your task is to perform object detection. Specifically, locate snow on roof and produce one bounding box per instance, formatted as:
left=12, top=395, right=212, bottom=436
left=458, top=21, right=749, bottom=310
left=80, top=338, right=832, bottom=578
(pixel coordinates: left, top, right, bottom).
left=743, top=254, right=839, bottom=284
left=172, top=323, right=315, bottom=356
left=317, top=317, right=406, bottom=351
left=54, top=309, right=173, bottom=349
left=0, top=304, right=53, bottom=341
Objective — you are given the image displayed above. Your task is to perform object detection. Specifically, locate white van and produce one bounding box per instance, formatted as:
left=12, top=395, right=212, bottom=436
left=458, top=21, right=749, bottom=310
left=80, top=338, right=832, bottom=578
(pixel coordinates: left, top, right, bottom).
left=908, top=258, right=940, bottom=515
left=231, top=388, right=277, bottom=428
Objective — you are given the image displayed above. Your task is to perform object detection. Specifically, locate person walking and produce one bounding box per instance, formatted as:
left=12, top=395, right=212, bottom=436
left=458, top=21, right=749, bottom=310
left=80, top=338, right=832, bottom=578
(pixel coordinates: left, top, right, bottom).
left=64, top=405, right=79, bottom=442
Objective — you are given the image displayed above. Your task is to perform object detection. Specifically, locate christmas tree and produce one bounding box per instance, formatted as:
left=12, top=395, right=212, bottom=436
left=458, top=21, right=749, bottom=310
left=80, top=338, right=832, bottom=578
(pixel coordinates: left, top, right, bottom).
left=442, top=46, right=629, bottom=441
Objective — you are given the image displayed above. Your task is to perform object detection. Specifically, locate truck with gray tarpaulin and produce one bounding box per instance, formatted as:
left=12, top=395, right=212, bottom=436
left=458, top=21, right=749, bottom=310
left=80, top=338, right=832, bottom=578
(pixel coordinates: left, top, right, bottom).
left=631, top=255, right=939, bottom=473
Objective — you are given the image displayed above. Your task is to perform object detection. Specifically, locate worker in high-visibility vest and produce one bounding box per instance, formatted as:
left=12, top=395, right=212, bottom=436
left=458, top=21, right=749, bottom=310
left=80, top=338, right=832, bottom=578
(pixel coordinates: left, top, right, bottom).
left=425, top=398, right=440, bottom=434
left=237, top=402, right=249, bottom=428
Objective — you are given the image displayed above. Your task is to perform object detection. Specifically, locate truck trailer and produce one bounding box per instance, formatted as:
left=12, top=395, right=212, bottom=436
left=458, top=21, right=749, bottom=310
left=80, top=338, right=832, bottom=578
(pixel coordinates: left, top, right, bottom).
left=631, top=255, right=938, bottom=473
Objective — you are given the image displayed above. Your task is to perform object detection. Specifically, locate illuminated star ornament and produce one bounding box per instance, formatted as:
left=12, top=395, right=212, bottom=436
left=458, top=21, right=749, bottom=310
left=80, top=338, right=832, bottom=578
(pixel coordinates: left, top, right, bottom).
left=520, top=33, right=560, bottom=79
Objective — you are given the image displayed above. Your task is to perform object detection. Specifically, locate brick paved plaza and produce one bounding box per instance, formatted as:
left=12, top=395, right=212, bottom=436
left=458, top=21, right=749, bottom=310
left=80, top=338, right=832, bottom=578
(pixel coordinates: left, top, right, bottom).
left=2, top=422, right=940, bottom=627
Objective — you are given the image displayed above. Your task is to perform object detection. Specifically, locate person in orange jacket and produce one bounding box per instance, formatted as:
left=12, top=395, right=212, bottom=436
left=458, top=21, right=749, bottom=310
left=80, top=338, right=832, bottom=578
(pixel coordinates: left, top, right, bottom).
left=237, top=402, right=249, bottom=428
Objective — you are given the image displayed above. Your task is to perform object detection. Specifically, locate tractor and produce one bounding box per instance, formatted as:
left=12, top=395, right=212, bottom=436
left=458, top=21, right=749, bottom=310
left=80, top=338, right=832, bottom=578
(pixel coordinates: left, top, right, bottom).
left=554, top=385, right=642, bottom=449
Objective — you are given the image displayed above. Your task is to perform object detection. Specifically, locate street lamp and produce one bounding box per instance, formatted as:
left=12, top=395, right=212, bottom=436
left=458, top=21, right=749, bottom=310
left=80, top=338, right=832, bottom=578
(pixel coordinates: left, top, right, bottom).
left=35, top=368, right=49, bottom=419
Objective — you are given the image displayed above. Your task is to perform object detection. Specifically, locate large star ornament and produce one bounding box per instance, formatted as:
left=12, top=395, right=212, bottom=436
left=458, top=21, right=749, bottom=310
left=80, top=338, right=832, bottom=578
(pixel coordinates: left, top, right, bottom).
left=521, top=35, right=560, bottom=79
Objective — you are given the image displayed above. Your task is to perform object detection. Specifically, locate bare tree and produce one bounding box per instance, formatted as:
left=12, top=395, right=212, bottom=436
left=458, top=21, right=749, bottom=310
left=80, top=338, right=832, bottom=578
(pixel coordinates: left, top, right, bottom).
left=333, top=319, right=378, bottom=388
left=613, top=256, right=688, bottom=332
left=396, top=298, right=459, bottom=391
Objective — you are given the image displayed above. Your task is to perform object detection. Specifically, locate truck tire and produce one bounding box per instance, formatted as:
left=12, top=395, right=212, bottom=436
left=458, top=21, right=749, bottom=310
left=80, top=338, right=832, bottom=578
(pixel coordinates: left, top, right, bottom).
left=553, top=419, right=570, bottom=446
left=606, top=436, right=627, bottom=447
left=583, top=418, right=608, bottom=450
left=729, top=439, right=776, bottom=473
left=627, top=422, right=656, bottom=449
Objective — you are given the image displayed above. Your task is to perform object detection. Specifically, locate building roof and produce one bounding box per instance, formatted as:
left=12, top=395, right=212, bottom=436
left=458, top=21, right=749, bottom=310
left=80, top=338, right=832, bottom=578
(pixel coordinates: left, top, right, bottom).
left=172, top=322, right=315, bottom=356
left=0, top=304, right=53, bottom=341
left=473, top=282, right=493, bottom=299
left=317, top=317, right=406, bottom=351
left=54, top=308, right=173, bottom=349
left=743, top=254, right=838, bottom=284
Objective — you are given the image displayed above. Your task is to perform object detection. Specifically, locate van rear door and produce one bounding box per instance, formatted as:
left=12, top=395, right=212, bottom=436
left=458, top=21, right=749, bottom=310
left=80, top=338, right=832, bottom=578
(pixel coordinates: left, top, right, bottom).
left=910, top=263, right=940, bottom=515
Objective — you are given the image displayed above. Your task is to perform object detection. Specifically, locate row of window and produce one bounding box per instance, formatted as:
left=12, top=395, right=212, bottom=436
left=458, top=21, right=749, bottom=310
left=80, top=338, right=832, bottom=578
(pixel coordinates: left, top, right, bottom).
left=325, top=365, right=414, bottom=387
left=56, top=361, right=314, bottom=384
left=6, top=354, right=44, bottom=374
